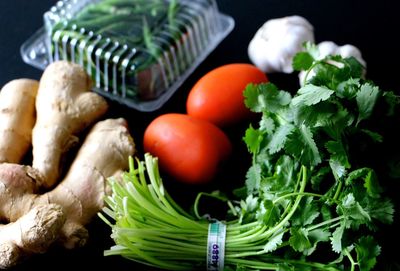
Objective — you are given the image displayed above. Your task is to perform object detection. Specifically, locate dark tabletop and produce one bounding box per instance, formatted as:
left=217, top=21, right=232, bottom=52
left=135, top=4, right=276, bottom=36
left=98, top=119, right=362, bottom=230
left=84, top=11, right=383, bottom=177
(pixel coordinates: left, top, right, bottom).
left=1, top=1, right=399, bottom=270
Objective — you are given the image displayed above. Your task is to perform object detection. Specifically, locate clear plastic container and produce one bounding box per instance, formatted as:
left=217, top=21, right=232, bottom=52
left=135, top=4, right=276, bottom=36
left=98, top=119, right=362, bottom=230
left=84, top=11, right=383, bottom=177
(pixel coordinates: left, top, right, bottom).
left=21, top=0, right=234, bottom=111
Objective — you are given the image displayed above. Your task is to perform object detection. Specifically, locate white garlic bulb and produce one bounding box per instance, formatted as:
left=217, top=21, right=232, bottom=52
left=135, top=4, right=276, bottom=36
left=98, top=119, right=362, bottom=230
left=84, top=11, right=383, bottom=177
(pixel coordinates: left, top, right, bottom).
left=248, top=15, right=315, bottom=73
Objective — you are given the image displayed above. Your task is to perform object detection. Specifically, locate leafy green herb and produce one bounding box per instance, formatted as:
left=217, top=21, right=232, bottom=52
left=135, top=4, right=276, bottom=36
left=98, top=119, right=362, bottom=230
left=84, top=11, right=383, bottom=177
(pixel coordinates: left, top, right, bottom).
left=102, top=44, right=398, bottom=270
left=101, top=154, right=341, bottom=270
left=239, top=44, right=398, bottom=270
left=355, top=236, right=381, bottom=271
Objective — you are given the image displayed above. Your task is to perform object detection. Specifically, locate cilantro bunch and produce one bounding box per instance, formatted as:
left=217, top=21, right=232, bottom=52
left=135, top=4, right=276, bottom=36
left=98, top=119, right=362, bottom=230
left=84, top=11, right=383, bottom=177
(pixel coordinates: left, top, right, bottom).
left=102, top=45, right=398, bottom=271
left=238, top=44, right=397, bottom=270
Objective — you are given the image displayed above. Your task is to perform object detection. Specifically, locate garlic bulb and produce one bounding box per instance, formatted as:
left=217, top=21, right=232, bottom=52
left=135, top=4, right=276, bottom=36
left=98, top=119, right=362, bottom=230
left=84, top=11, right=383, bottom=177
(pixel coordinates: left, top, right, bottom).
left=247, top=15, right=315, bottom=73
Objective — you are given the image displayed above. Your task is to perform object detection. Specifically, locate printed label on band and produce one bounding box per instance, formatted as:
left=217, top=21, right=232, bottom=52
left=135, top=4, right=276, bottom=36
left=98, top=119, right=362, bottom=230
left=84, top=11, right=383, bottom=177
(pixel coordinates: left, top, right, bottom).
left=207, top=221, right=226, bottom=271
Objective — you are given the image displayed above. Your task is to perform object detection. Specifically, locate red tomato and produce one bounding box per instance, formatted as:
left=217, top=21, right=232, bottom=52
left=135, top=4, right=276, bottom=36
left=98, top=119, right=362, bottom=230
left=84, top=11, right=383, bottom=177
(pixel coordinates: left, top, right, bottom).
left=143, top=113, right=232, bottom=184
left=186, top=63, right=268, bottom=127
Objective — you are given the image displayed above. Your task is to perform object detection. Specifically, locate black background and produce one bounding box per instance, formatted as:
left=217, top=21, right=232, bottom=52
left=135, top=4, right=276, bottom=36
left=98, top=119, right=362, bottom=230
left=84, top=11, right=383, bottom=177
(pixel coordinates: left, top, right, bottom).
left=0, top=0, right=399, bottom=270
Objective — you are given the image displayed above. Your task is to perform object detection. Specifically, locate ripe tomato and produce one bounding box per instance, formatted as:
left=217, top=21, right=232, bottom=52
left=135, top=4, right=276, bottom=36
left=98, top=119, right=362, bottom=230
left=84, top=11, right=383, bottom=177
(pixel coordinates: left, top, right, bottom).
left=186, top=63, right=268, bottom=127
left=143, top=113, right=232, bottom=184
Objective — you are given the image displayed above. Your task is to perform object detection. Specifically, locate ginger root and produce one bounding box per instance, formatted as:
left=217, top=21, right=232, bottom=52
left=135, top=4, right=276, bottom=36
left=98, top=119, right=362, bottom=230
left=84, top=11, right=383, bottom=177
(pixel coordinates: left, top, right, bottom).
left=0, top=204, right=65, bottom=269
left=0, top=61, right=136, bottom=268
left=36, top=118, right=136, bottom=249
left=0, top=118, right=135, bottom=268
left=32, top=61, right=109, bottom=188
left=0, top=79, right=39, bottom=164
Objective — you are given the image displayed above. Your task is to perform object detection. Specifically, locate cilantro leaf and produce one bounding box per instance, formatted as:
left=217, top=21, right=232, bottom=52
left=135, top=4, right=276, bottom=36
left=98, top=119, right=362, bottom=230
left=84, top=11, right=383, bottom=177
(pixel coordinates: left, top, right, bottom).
left=285, top=124, right=321, bottom=167
left=339, top=193, right=371, bottom=227
left=292, top=101, right=338, bottom=128
left=355, top=236, right=381, bottom=271
left=257, top=199, right=281, bottom=227
left=331, top=223, right=345, bottom=253
left=244, top=125, right=263, bottom=154
left=345, top=168, right=372, bottom=185
left=267, top=124, right=295, bottom=154
left=259, top=115, right=275, bottom=132
left=356, top=83, right=380, bottom=125
left=363, top=170, right=382, bottom=198
left=289, top=227, right=312, bottom=252
left=292, top=197, right=319, bottom=227
left=291, top=84, right=335, bottom=107
left=326, top=140, right=350, bottom=180
left=329, top=159, right=346, bottom=181
left=320, top=107, right=354, bottom=140
left=244, top=83, right=291, bottom=113
left=242, top=195, right=259, bottom=213
left=303, top=228, right=331, bottom=256
left=342, top=56, right=364, bottom=78
left=263, top=230, right=285, bottom=253
left=308, top=55, right=363, bottom=90
left=326, top=140, right=350, bottom=167
left=365, top=197, right=394, bottom=225
left=268, top=155, right=298, bottom=192
left=345, top=168, right=382, bottom=198
left=336, top=78, right=360, bottom=99
left=245, top=163, right=262, bottom=194
left=292, top=51, right=314, bottom=71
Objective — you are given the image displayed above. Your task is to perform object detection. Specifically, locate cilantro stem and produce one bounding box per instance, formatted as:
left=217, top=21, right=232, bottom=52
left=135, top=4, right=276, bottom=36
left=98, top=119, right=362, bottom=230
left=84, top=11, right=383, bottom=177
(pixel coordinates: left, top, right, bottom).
left=264, top=166, right=308, bottom=237
left=226, top=225, right=267, bottom=243
left=225, top=248, right=268, bottom=258
left=226, top=258, right=279, bottom=270
left=268, top=166, right=305, bottom=226
left=332, top=179, right=343, bottom=201
left=193, top=191, right=233, bottom=220
left=228, top=257, right=342, bottom=271
left=344, top=247, right=357, bottom=271
left=302, top=61, right=319, bottom=85
left=276, top=113, right=290, bottom=126
left=272, top=191, right=324, bottom=204
left=328, top=221, right=342, bottom=229
left=306, top=215, right=344, bottom=231
left=145, top=155, right=193, bottom=218
left=227, top=220, right=259, bottom=230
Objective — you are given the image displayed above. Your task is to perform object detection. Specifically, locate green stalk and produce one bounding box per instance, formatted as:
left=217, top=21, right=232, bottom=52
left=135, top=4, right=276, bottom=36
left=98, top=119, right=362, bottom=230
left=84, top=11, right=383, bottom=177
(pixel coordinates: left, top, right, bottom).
left=264, top=166, right=308, bottom=237
left=306, top=215, right=344, bottom=231
left=333, top=179, right=343, bottom=201
left=226, top=224, right=266, bottom=243
left=227, top=257, right=342, bottom=271
left=302, top=60, right=319, bottom=86
left=344, top=248, right=357, bottom=271
left=102, top=155, right=349, bottom=270
left=103, top=154, right=210, bottom=270
left=272, top=191, right=324, bottom=204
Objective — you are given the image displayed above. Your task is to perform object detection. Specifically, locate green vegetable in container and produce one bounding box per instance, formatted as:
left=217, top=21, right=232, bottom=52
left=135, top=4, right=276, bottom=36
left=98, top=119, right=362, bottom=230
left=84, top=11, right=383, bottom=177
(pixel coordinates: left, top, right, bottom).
left=48, top=0, right=210, bottom=100
left=100, top=44, right=398, bottom=271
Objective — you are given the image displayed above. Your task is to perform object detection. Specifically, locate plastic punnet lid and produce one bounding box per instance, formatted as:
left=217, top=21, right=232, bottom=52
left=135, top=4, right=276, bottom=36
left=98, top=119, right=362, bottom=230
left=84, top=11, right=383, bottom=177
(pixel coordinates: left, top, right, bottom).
left=21, top=0, right=234, bottom=111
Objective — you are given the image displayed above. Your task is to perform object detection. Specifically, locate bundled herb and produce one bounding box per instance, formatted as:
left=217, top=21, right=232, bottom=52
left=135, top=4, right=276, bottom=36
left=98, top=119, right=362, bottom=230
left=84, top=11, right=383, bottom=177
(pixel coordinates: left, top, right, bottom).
left=101, top=46, right=397, bottom=270
left=101, top=155, right=346, bottom=270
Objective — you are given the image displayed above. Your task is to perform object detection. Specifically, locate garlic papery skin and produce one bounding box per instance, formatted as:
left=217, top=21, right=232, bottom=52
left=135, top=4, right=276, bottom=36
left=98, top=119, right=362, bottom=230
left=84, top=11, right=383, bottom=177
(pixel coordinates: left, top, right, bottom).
left=248, top=15, right=315, bottom=74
